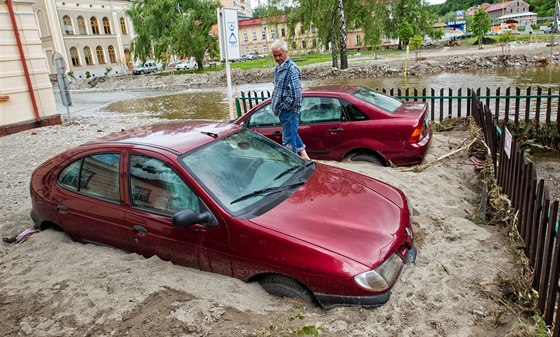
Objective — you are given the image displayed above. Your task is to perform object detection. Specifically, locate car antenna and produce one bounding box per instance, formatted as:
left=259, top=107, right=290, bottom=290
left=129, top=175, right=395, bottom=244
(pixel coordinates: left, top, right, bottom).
left=200, top=131, right=218, bottom=138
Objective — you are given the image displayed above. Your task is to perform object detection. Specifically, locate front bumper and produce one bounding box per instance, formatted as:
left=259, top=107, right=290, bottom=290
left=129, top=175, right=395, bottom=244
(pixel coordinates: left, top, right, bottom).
left=315, top=291, right=391, bottom=309
left=315, top=245, right=417, bottom=309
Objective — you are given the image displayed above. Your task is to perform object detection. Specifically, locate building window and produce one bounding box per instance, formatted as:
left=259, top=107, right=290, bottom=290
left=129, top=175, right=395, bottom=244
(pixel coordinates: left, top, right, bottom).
left=270, top=29, right=276, bottom=39
left=261, top=29, right=266, bottom=40
left=77, top=16, right=87, bottom=34
left=356, top=35, right=362, bottom=45
left=108, top=45, right=117, bottom=63
left=262, top=43, right=268, bottom=54
left=84, top=47, right=93, bottom=65
left=63, top=15, right=74, bottom=35
left=243, top=32, right=248, bottom=42
left=281, top=28, right=286, bottom=37
left=70, top=47, right=81, bottom=66
left=252, top=31, right=257, bottom=41
left=120, top=17, right=128, bottom=35
left=102, top=17, right=111, bottom=34
left=302, top=40, right=306, bottom=49
left=96, top=46, right=106, bottom=64
left=90, top=17, right=100, bottom=34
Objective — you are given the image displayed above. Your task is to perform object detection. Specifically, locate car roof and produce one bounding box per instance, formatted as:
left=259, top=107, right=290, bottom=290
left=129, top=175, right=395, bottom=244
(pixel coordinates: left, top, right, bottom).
left=303, top=85, right=360, bottom=95
left=92, top=120, right=240, bottom=154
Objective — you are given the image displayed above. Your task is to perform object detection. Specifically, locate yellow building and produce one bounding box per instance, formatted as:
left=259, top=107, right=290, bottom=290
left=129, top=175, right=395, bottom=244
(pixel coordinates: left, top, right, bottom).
left=0, top=0, right=59, bottom=136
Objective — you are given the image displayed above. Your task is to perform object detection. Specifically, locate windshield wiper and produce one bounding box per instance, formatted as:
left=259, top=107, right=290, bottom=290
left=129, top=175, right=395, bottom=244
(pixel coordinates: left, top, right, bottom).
left=230, top=182, right=305, bottom=205
left=273, top=161, right=314, bottom=181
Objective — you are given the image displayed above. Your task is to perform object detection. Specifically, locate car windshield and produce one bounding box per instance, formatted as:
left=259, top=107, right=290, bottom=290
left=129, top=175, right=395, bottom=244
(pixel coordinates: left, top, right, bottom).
left=353, top=87, right=402, bottom=113
left=180, top=129, right=312, bottom=216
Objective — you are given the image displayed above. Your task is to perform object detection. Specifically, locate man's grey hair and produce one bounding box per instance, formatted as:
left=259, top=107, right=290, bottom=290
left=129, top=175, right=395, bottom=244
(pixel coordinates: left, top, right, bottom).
left=271, top=39, right=288, bottom=52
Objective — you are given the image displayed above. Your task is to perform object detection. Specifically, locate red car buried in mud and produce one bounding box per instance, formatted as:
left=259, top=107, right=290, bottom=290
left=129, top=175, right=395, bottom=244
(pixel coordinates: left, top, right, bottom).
left=30, top=121, right=416, bottom=308
left=235, top=85, right=432, bottom=166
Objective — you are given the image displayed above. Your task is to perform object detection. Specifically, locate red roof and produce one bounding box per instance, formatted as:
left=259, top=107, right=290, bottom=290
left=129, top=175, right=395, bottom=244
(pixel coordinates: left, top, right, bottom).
left=238, top=15, right=286, bottom=28
left=485, top=1, right=514, bottom=13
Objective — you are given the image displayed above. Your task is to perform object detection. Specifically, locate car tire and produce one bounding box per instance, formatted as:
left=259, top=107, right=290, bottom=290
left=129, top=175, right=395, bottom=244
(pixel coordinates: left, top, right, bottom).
left=259, top=275, right=316, bottom=305
left=140, top=70, right=144, bottom=75
left=349, top=153, right=384, bottom=166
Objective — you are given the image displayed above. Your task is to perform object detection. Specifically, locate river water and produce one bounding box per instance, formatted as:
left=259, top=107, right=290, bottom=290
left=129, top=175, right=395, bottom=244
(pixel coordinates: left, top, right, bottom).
left=105, top=66, right=560, bottom=121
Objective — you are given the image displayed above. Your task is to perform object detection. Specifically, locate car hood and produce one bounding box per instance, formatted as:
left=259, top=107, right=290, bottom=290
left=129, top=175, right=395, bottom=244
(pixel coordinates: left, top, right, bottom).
left=249, top=163, right=410, bottom=267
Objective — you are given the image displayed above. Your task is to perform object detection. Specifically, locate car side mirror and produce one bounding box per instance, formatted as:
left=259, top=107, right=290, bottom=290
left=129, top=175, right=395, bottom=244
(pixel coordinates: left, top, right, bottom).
left=172, top=209, right=218, bottom=228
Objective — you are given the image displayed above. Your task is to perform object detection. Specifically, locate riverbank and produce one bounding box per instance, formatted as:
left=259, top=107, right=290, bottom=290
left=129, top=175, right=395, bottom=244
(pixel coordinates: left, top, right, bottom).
left=69, top=41, right=559, bottom=92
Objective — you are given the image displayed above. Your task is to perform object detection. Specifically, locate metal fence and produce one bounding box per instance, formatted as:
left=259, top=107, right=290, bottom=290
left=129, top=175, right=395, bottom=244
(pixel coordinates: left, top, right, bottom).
left=471, top=91, right=560, bottom=336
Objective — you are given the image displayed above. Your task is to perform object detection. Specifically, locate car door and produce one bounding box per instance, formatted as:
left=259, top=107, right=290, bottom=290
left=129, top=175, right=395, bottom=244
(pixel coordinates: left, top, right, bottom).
left=244, top=102, right=283, bottom=145
left=55, top=151, right=131, bottom=251
left=124, top=151, right=232, bottom=276
left=298, top=96, right=350, bottom=160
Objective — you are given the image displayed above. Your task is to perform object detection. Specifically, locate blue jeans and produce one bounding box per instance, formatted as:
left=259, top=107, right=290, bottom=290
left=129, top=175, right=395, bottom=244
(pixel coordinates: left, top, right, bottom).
left=279, top=110, right=305, bottom=153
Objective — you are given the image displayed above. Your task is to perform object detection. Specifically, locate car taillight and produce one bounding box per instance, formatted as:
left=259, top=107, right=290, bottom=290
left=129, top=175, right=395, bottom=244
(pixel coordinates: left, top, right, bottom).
left=408, top=124, right=424, bottom=143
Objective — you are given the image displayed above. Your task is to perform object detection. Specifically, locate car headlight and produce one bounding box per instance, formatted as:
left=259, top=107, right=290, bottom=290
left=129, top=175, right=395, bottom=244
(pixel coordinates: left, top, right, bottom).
left=354, top=254, right=403, bottom=292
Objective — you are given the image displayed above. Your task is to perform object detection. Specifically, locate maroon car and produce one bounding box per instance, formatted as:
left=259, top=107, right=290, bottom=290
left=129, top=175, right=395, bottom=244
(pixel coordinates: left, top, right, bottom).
left=30, top=121, right=416, bottom=308
left=235, top=85, right=432, bottom=166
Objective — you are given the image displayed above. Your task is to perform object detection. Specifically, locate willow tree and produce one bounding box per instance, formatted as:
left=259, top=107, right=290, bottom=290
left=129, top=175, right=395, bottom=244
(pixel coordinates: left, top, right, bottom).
left=126, top=0, right=220, bottom=69
left=288, top=0, right=390, bottom=69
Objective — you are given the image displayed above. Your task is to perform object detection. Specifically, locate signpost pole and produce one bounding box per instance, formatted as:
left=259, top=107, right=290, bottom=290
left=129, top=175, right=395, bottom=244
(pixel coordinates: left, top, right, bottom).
left=217, top=8, right=240, bottom=121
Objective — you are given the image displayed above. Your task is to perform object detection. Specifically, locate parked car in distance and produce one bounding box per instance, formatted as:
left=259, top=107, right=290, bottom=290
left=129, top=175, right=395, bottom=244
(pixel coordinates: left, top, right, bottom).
left=245, top=52, right=259, bottom=60
left=132, top=61, right=158, bottom=75
left=30, top=120, right=416, bottom=308
left=235, top=86, right=432, bottom=166
left=175, top=60, right=197, bottom=70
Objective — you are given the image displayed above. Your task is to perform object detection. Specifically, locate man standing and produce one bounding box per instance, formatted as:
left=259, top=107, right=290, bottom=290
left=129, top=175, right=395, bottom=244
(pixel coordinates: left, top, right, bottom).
left=270, top=39, right=310, bottom=160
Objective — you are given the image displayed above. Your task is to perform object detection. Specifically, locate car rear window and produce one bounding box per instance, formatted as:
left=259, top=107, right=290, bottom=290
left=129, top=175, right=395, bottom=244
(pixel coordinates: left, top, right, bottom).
left=352, top=87, right=402, bottom=113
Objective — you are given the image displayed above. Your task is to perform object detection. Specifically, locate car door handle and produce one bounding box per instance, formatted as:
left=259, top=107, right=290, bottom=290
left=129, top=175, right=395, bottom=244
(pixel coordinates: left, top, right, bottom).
left=328, top=127, right=344, bottom=134
left=132, top=225, right=147, bottom=234
left=56, top=204, right=67, bottom=212
left=272, top=131, right=282, bottom=138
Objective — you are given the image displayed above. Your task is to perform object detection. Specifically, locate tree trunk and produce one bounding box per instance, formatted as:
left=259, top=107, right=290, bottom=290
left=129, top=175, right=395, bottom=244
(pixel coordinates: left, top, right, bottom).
left=331, top=9, right=338, bottom=69
left=337, top=0, right=348, bottom=69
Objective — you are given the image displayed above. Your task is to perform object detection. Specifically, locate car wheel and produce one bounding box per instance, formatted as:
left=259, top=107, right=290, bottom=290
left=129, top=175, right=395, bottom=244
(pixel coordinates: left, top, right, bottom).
left=349, top=153, right=383, bottom=166
left=259, top=275, right=316, bottom=305
left=140, top=70, right=144, bottom=75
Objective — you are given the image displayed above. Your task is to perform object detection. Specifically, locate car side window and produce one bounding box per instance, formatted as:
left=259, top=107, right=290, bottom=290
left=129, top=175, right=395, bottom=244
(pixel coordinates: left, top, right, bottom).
left=58, top=153, right=120, bottom=202
left=343, top=102, right=369, bottom=121
left=300, top=97, right=342, bottom=124
left=247, top=103, right=280, bottom=127
left=129, top=154, right=201, bottom=216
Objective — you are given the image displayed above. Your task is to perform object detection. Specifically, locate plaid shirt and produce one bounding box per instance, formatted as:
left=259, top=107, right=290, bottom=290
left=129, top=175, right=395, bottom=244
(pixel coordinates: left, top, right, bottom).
left=271, top=57, right=302, bottom=116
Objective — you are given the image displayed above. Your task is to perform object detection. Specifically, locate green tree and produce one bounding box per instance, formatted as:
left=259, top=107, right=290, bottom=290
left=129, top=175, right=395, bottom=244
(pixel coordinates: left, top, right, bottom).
left=385, top=0, right=434, bottom=49
left=126, top=0, right=220, bottom=70
left=470, top=8, right=491, bottom=48
left=398, top=21, right=414, bottom=47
